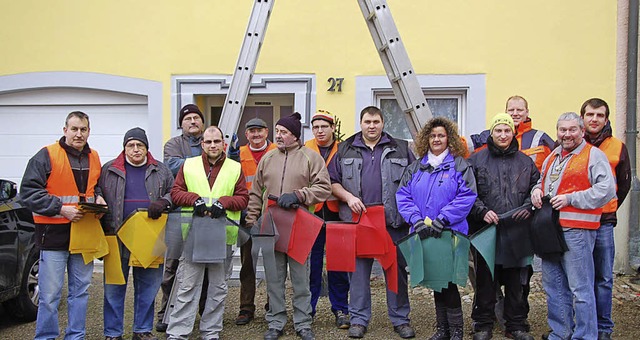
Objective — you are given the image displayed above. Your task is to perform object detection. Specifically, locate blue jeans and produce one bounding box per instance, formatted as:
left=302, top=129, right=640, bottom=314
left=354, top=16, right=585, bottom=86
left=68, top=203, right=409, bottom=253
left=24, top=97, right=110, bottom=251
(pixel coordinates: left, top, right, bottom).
left=593, top=222, right=615, bottom=334
left=35, top=250, right=94, bottom=340
left=309, top=227, right=349, bottom=315
left=542, top=228, right=597, bottom=340
left=104, top=254, right=163, bottom=337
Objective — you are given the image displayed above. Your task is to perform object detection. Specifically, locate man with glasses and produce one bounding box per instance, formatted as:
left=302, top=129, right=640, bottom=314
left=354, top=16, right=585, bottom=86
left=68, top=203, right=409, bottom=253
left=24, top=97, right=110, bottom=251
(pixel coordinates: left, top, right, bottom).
left=166, top=125, right=248, bottom=340
left=304, top=110, right=350, bottom=329
left=99, top=128, right=174, bottom=340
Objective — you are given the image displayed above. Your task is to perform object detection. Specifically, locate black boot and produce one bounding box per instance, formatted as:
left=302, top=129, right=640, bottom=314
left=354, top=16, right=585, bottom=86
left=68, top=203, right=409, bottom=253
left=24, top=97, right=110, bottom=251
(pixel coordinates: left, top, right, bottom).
left=447, top=307, right=464, bottom=340
left=428, top=305, right=450, bottom=340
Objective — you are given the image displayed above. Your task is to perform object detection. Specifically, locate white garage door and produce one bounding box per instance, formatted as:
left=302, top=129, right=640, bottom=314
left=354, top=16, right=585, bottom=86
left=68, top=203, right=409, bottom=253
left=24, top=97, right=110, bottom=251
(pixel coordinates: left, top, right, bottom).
left=0, top=87, right=148, bottom=187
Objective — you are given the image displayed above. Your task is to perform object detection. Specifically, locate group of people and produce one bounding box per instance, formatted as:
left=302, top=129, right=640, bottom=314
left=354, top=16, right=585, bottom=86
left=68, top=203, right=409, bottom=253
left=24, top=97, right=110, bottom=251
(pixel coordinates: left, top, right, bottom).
left=20, top=95, right=628, bottom=340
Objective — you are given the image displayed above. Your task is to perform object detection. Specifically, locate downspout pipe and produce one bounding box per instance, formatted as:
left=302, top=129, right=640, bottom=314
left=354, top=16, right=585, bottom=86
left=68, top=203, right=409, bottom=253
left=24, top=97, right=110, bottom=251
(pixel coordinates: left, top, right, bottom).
left=626, top=0, right=639, bottom=271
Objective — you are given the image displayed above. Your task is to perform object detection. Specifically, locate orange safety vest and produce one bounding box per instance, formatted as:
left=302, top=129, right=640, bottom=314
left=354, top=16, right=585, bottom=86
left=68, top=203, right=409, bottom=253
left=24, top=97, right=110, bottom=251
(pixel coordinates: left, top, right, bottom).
left=541, top=144, right=602, bottom=229
left=516, top=121, right=551, bottom=171
left=598, top=137, right=623, bottom=213
left=239, top=143, right=277, bottom=191
left=33, top=143, right=101, bottom=224
left=304, top=139, right=340, bottom=212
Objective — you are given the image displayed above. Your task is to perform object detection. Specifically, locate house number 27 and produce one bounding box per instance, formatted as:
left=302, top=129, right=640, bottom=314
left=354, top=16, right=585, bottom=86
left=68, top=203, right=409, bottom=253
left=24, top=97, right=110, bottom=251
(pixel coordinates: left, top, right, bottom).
left=327, top=77, right=344, bottom=92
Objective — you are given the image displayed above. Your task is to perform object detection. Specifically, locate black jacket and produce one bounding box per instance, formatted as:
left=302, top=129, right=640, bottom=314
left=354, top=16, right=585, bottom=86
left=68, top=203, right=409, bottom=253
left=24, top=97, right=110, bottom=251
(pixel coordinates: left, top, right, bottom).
left=467, top=137, right=540, bottom=266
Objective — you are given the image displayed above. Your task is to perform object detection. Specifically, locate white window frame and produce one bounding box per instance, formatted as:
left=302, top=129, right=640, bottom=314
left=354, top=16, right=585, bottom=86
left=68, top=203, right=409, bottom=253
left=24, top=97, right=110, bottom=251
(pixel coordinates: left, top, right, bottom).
left=376, top=90, right=466, bottom=137
left=355, top=74, right=486, bottom=139
left=172, top=74, right=316, bottom=140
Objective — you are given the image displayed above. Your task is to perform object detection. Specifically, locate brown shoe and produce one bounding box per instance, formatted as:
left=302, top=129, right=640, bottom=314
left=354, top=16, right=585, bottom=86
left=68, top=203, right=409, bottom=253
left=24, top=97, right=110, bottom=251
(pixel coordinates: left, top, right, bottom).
left=236, top=310, right=254, bottom=325
left=132, top=332, right=158, bottom=340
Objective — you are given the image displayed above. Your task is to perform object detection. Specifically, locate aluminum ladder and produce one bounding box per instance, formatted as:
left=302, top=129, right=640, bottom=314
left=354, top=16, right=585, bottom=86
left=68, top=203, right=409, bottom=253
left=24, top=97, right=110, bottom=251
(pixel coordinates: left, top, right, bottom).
left=218, top=0, right=275, bottom=144
left=357, top=0, right=432, bottom=139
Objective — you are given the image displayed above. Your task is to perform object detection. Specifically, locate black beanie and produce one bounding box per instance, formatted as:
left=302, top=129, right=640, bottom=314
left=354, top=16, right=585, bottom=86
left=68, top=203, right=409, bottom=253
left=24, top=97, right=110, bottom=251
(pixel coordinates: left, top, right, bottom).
left=123, top=127, right=149, bottom=148
left=276, top=112, right=302, bottom=139
left=179, top=104, right=204, bottom=125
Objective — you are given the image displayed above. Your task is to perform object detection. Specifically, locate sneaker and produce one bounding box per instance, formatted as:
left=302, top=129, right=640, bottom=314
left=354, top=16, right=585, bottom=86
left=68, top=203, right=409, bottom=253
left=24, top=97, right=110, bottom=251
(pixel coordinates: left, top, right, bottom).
left=297, top=328, right=315, bottom=340
left=348, top=324, right=367, bottom=338
left=132, top=332, right=158, bottom=340
left=335, top=310, right=350, bottom=329
left=235, top=310, right=254, bottom=325
left=155, top=322, right=167, bottom=333
left=394, top=323, right=416, bottom=339
left=505, top=330, right=534, bottom=340
left=264, top=328, right=283, bottom=340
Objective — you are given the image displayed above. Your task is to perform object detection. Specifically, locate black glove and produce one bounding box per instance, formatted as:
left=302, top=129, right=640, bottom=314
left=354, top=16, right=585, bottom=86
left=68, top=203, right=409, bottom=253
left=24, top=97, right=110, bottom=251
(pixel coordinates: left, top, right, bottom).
left=147, top=198, right=170, bottom=219
left=240, top=210, right=248, bottom=227
left=414, top=220, right=430, bottom=240
left=512, top=208, right=532, bottom=221
left=431, top=218, right=445, bottom=238
left=193, top=197, right=208, bottom=217
left=277, top=192, right=300, bottom=209
left=209, top=200, right=226, bottom=218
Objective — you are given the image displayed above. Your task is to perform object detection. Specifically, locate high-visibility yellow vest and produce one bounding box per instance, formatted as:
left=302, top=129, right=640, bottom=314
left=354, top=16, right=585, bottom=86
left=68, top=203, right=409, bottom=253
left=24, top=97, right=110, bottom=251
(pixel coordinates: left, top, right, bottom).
left=182, top=156, right=241, bottom=245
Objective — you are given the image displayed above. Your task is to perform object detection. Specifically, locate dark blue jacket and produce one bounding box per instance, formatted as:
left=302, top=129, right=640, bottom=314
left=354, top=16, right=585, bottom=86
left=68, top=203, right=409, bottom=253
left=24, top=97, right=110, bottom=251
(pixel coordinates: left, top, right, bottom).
left=396, top=152, right=477, bottom=235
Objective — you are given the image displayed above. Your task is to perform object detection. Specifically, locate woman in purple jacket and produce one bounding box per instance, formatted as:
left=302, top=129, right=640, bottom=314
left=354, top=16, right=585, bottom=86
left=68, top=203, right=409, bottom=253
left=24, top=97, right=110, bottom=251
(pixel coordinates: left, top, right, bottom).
left=396, top=117, right=477, bottom=340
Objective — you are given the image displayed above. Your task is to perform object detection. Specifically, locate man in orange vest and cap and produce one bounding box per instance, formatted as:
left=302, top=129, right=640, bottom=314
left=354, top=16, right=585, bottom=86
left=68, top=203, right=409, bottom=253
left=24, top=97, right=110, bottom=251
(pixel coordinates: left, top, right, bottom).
left=234, top=117, right=277, bottom=326
left=580, top=98, right=631, bottom=340
left=21, top=111, right=106, bottom=340
left=304, top=110, right=350, bottom=329
left=531, top=112, right=615, bottom=340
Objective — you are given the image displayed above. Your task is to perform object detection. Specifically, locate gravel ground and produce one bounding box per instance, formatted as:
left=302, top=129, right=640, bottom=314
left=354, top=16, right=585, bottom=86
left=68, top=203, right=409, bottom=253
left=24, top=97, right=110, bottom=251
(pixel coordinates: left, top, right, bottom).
left=1, top=271, right=640, bottom=339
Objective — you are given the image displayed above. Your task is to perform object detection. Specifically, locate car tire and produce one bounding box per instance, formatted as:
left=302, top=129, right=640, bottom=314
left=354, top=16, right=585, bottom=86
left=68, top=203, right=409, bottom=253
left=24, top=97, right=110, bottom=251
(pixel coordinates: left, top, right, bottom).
left=3, top=247, right=39, bottom=321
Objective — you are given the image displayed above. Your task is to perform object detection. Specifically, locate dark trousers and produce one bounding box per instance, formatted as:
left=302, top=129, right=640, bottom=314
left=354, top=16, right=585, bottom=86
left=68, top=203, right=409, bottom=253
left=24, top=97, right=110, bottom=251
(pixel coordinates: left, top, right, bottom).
left=238, top=238, right=257, bottom=313
left=434, top=282, right=461, bottom=308
left=471, top=251, right=528, bottom=332
left=309, top=227, right=350, bottom=315
left=157, top=258, right=208, bottom=322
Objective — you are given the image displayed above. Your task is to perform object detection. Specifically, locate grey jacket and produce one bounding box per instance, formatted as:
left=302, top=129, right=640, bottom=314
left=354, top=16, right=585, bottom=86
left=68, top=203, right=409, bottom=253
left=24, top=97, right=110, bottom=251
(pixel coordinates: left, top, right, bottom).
left=98, top=151, right=173, bottom=234
left=163, top=133, right=202, bottom=176
left=330, top=132, right=415, bottom=229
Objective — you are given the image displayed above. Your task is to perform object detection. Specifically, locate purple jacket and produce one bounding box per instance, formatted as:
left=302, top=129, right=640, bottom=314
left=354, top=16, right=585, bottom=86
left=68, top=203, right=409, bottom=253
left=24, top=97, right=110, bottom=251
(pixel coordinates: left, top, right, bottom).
left=396, top=152, right=477, bottom=235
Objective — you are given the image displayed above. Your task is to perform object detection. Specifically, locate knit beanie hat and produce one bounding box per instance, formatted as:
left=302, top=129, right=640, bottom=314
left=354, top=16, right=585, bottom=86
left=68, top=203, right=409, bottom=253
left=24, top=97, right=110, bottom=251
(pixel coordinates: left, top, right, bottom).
left=276, top=112, right=302, bottom=139
left=311, top=110, right=335, bottom=125
left=123, top=127, right=149, bottom=148
left=490, top=113, right=515, bottom=132
left=179, top=104, right=204, bottom=125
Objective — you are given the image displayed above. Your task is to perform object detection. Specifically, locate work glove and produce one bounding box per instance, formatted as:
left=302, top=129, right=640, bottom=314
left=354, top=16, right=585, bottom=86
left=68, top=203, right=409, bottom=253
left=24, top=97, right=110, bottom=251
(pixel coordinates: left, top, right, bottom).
left=430, top=218, right=445, bottom=238
left=193, top=197, right=208, bottom=217
left=277, top=192, right=300, bottom=209
left=414, top=220, right=430, bottom=240
left=512, top=208, right=532, bottom=221
left=227, top=133, right=240, bottom=161
left=240, top=210, right=248, bottom=227
left=147, top=198, right=170, bottom=219
left=209, top=200, right=226, bottom=218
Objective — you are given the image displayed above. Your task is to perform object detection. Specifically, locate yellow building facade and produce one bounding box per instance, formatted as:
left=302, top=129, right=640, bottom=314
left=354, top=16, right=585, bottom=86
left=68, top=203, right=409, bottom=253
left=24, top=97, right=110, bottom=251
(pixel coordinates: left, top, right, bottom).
left=2, top=1, right=638, bottom=270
